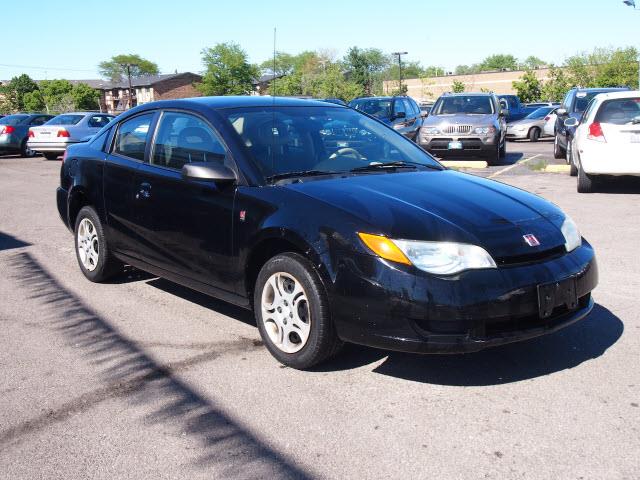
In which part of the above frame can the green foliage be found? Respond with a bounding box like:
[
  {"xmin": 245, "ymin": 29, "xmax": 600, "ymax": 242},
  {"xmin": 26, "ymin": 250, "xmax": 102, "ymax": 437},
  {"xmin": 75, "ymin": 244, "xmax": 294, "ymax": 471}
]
[
  {"xmin": 522, "ymin": 56, "xmax": 546, "ymax": 70},
  {"xmin": 512, "ymin": 69, "xmax": 543, "ymax": 103},
  {"xmin": 72, "ymin": 83, "xmax": 100, "ymax": 110},
  {"xmin": 564, "ymin": 47, "xmax": 638, "ymax": 88},
  {"xmin": 454, "ymin": 64, "xmax": 476, "ymax": 75},
  {"xmin": 343, "ymin": 47, "xmax": 388, "ymax": 95},
  {"xmin": 540, "ymin": 65, "xmax": 572, "ymax": 102},
  {"xmin": 23, "ymin": 90, "xmax": 45, "ymax": 111},
  {"xmin": 198, "ymin": 42, "xmax": 259, "ymax": 96},
  {"xmin": 98, "ymin": 54, "xmax": 159, "ymax": 82},
  {"xmin": 479, "ymin": 54, "xmax": 519, "ymax": 72},
  {"xmin": 451, "ymin": 80, "xmax": 466, "ymax": 93}
]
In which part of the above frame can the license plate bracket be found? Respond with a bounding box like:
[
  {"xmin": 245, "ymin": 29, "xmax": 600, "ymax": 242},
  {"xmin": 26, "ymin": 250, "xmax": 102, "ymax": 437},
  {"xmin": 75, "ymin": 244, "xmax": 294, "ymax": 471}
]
[
  {"xmin": 448, "ymin": 141, "xmax": 463, "ymax": 150},
  {"xmin": 537, "ymin": 276, "xmax": 578, "ymax": 318}
]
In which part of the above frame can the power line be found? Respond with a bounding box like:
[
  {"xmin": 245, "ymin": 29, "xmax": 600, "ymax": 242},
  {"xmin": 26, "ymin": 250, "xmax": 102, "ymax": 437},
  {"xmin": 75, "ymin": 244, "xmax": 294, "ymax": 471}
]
[{"xmin": 0, "ymin": 63, "xmax": 97, "ymax": 73}]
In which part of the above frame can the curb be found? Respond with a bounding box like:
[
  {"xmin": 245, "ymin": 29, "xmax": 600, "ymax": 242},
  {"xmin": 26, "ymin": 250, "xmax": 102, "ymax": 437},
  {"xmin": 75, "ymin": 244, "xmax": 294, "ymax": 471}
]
[
  {"xmin": 543, "ymin": 164, "xmax": 570, "ymax": 173},
  {"xmin": 441, "ymin": 160, "xmax": 488, "ymax": 169}
]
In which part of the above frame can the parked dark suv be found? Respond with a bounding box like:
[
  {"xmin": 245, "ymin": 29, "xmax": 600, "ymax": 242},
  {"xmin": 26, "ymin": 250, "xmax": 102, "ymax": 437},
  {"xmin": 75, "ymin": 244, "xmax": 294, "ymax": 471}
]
[
  {"xmin": 554, "ymin": 87, "xmax": 630, "ymax": 161},
  {"xmin": 348, "ymin": 96, "xmax": 423, "ymax": 140},
  {"xmin": 0, "ymin": 113, "xmax": 55, "ymax": 157},
  {"xmin": 57, "ymin": 97, "xmax": 597, "ymax": 369},
  {"xmin": 418, "ymin": 92, "xmax": 507, "ymax": 165}
]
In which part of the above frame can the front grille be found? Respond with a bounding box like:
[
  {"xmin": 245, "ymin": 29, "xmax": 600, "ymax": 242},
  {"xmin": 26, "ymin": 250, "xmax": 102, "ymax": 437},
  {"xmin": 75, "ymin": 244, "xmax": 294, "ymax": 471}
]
[
  {"xmin": 457, "ymin": 125, "xmax": 472, "ymax": 134},
  {"xmin": 495, "ymin": 245, "xmax": 566, "ymax": 267},
  {"xmin": 442, "ymin": 125, "xmax": 473, "ymax": 134},
  {"xmin": 443, "ymin": 125, "xmax": 457, "ymax": 134}
]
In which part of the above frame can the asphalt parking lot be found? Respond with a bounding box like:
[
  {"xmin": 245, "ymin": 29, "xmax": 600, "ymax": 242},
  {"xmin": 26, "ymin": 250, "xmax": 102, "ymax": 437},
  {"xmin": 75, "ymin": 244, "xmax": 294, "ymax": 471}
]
[{"xmin": 1, "ymin": 145, "xmax": 639, "ymax": 479}]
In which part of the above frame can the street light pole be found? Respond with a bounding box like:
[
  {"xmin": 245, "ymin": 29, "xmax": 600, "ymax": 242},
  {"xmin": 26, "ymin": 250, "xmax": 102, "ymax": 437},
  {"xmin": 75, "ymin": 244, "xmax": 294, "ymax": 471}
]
[
  {"xmin": 392, "ymin": 51, "xmax": 408, "ymax": 94},
  {"xmin": 622, "ymin": 0, "xmax": 640, "ymax": 89}
]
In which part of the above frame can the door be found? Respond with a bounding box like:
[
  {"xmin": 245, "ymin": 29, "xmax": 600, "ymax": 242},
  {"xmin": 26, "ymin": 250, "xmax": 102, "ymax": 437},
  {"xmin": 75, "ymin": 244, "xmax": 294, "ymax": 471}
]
[
  {"xmin": 392, "ymin": 99, "xmax": 410, "ymax": 137},
  {"xmin": 103, "ymin": 112, "xmax": 157, "ymax": 258},
  {"xmin": 132, "ymin": 110, "xmax": 236, "ymax": 290}
]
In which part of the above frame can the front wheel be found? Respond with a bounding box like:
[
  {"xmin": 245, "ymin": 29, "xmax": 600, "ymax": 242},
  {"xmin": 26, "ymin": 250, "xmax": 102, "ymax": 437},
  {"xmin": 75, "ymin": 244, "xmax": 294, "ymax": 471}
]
[
  {"xmin": 569, "ymin": 143, "xmax": 578, "ymax": 176},
  {"xmin": 554, "ymin": 135, "xmax": 566, "ymax": 160},
  {"xmin": 486, "ymin": 145, "xmax": 501, "ymax": 166},
  {"xmin": 74, "ymin": 206, "xmax": 122, "ymax": 282},
  {"xmin": 528, "ymin": 127, "xmax": 540, "ymax": 142},
  {"xmin": 254, "ymin": 253, "xmax": 342, "ymax": 369}
]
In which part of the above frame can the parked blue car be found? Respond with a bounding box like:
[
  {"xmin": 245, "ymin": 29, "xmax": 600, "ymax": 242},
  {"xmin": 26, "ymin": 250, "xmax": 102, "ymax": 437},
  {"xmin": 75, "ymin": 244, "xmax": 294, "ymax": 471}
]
[
  {"xmin": 0, "ymin": 113, "xmax": 55, "ymax": 157},
  {"xmin": 497, "ymin": 95, "xmax": 538, "ymax": 122},
  {"xmin": 348, "ymin": 96, "xmax": 424, "ymax": 141}
]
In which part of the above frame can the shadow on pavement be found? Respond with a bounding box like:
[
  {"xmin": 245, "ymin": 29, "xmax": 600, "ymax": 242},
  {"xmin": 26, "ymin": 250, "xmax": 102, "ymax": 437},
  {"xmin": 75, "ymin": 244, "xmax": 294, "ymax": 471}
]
[
  {"xmin": 318, "ymin": 304, "xmax": 622, "ymax": 386},
  {"xmin": 2, "ymin": 252, "xmax": 312, "ymax": 479},
  {"xmin": 593, "ymin": 176, "xmax": 640, "ymax": 194},
  {"xmin": 0, "ymin": 231, "xmax": 31, "ymax": 252}
]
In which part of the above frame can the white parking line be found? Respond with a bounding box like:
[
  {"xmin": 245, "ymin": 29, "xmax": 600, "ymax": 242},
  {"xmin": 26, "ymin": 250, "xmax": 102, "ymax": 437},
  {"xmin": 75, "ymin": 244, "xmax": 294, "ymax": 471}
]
[{"xmin": 488, "ymin": 154, "xmax": 542, "ymax": 179}]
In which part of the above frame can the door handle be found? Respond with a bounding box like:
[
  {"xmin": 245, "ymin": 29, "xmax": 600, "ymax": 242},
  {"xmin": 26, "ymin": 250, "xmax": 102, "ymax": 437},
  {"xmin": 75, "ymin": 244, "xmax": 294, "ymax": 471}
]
[{"xmin": 136, "ymin": 182, "xmax": 151, "ymax": 200}]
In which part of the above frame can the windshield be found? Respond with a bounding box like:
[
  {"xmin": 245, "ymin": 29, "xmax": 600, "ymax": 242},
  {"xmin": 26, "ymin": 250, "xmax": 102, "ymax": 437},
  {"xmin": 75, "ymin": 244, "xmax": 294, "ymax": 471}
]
[
  {"xmin": 222, "ymin": 106, "xmax": 442, "ymax": 181},
  {"xmin": 596, "ymin": 98, "xmax": 640, "ymax": 125},
  {"xmin": 46, "ymin": 114, "xmax": 84, "ymax": 126},
  {"xmin": 525, "ymin": 107, "xmax": 555, "ymax": 119},
  {"xmin": 0, "ymin": 115, "xmax": 28, "ymax": 126},
  {"xmin": 431, "ymin": 96, "xmax": 495, "ymax": 115},
  {"xmin": 349, "ymin": 99, "xmax": 392, "ymax": 119}
]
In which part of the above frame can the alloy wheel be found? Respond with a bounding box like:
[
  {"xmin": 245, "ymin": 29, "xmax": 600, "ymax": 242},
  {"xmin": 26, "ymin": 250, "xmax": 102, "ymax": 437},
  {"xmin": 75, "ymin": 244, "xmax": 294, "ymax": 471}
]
[
  {"xmin": 77, "ymin": 218, "xmax": 99, "ymax": 271},
  {"xmin": 261, "ymin": 272, "xmax": 311, "ymax": 353}
]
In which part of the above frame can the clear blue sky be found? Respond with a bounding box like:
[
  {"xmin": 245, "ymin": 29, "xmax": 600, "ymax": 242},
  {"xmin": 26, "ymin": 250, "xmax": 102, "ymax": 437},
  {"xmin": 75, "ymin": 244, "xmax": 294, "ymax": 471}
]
[{"xmin": 2, "ymin": 0, "xmax": 637, "ymax": 80}]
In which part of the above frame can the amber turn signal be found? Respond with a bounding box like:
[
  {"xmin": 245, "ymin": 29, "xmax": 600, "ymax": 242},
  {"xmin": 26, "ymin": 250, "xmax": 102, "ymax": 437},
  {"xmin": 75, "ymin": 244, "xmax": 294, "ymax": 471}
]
[{"xmin": 357, "ymin": 233, "xmax": 412, "ymax": 265}]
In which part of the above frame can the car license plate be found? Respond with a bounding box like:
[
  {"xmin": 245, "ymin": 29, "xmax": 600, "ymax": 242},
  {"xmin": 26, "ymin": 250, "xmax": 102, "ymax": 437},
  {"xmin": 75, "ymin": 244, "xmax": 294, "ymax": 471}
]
[
  {"xmin": 448, "ymin": 141, "xmax": 463, "ymax": 150},
  {"xmin": 631, "ymin": 133, "xmax": 640, "ymax": 143},
  {"xmin": 537, "ymin": 276, "xmax": 578, "ymax": 318}
]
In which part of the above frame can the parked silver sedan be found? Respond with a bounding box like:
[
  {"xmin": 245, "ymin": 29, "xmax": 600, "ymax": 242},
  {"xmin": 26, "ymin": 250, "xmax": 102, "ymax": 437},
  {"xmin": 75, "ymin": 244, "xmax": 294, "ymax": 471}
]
[
  {"xmin": 506, "ymin": 106, "xmax": 557, "ymax": 142},
  {"xmin": 27, "ymin": 112, "xmax": 114, "ymax": 159}
]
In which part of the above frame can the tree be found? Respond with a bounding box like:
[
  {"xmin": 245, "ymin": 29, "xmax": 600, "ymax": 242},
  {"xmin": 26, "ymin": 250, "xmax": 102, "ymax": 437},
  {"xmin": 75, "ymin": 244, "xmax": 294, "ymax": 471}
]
[
  {"xmin": 522, "ymin": 56, "xmax": 546, "ymax": 70},
  {"xmin": 198, "ymin": 42, "xmax": 258, "ymax": 96},
  {"xmin": 540, "ymin": 65, "xmax": 571, "ymax": 102},
  {"xmin": 479, "ymin": 54, "xmax": 518, "ymax": 72},
  {"xmin": 5, "ymin": 74, "xmax": 40, "ymax": 111},
  {"xmin": 72, "ymin": 83, "xmax": 100, "ymax": 110},
  {"xmin": 39, "ymin": 79, "xmax": 74, "ymax": 113},
  {"xmin": 343, "ymin": 47, "xmax": 388, "ymax": 95},
  {"xmin": 451, "ymin": 80, "xmax": 466, "ymax": 93},
  {"xmin": 455, "ymin": 64, "xmax": 478, "ymax": 75},
  {"xmin": 23, "ymin": 90, "xmax": 45, "ymax": 112},
  {"xmin": 512, "ymin": 69, "xmax": 543, "ymax": 103},
  {"xmin": 565, "ymin": 46, "xmax": 638, "ymax": 88},
  {"xmin": 98, "ymin": 54, "xmax": 159, "ymax": 82}
]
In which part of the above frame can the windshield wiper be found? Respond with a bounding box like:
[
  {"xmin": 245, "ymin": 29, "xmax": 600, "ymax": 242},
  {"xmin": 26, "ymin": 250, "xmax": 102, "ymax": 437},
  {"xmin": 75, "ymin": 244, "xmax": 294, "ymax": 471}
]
[
  {"xmin": 350, "ymin": 161, "xmax": 441, "ymax": 173},
  {"xmin": 266, "ymin": 170, "xmax": 340, "ymax": 182}
]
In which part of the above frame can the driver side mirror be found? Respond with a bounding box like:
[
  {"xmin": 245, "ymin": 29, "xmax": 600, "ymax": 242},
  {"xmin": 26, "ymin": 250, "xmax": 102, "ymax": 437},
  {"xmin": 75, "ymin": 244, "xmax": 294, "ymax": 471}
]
[
  {"xmin": 181, "ymin": 162, "xmax": 236, "ymax": 184},
  {"xmin": 563, "ymin": 117, "xmax": 579, "ymax": 128},
  {"xmin": 556, "ymin": 108, "xmax": 568, "ymax": 117}
]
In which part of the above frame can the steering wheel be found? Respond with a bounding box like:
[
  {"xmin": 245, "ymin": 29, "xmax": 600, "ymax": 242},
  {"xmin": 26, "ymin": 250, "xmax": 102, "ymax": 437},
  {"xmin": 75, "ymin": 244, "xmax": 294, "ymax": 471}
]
[{"xmin": 329, "ymin": 147, "xmax": 367, "ymax": 161}]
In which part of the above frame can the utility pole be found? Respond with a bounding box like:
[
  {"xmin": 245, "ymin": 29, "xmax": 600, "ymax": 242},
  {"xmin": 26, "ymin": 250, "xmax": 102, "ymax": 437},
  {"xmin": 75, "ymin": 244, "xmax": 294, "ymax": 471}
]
[
  {"xmin": 392, "ymin": 52, "xmax": 408, "ymax": 94},
  {"xmin": 126, "ymin": 63, "xmax": 134, "ymax": 109},
  {"xmin": 622, "ymin": 0, "xmax": 640, "ymax": 89}
]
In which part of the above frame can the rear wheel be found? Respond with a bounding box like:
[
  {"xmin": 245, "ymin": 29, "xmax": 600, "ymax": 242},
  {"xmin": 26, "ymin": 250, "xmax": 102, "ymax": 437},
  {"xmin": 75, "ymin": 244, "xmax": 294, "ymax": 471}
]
[
  {"xmin": 553, "ymin": 135, "xmax": 566, "ymax": 160},
  {"xmin": 74, "ymin": 206, "xmax": 122, "ymax": 282},
  {"xmin": 21, "ymin": 139, "xmax": 36, "ymax": 158},
  {"xmin": 499, "ymin": 139, "xmax": 506, "ymax": 159},
  {"xmin": 577, "ymin": 161, "xmax": 596, "ymax": 193},
  {"xmin": 528, "ymin": 127, "xmax": 540, "ymax": 142},
  {"xmin": 568, "ymin": 142, "xmax": 578, "ymax": 176},
  {"xmin": 254, "ymin": 252, "xmax": 342, "ymax": 369},
  {"xmin": 43, "ymin": 152, "xmax": 59, "ymax": 160}
]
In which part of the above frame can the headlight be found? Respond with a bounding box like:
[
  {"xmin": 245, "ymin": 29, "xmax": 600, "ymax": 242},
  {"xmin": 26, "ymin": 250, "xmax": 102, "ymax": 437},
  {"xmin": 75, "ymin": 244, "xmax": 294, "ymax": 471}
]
[
  {"xmin": 474, "ymin": 126, "xmax": 496, "ymax": 135},
  {"xmin": 358, "ymin": 233, "xmax": 496, "ymax": 275},
  {"xmin": 561, "ymin": 216, "xmax": 582, "ymax": 252},
  {"xmin": 422, "ymin": 127, "xmax": 441, "ymax": 135}
]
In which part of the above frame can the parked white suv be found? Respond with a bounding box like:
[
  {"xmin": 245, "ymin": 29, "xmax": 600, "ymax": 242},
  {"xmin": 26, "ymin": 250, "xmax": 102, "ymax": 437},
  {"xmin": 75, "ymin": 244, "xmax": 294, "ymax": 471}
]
[{"xmin": 565, "ymin": 91, "xmax": 640, "ymax": 193}]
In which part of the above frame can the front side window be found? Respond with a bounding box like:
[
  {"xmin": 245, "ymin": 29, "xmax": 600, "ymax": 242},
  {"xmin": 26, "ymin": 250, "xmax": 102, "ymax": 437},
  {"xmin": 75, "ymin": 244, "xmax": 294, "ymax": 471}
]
[
  {"xmin": 393, "ymin": 99, "xmax": 406, "ymax": 116},
  {"xmin": 113, "ymin": 113, "xmax": 153, "ymax": 161},
  {"xmin": 151, "ymin": 112, "xmax": 226, "ymax": 170},
  {"xmin": 222, "ymin": 106, "xmax": 442, "ymax": 181},
  {"xmin": 350, "ymin": 99, "xmax": 392, "ymax": 119}
]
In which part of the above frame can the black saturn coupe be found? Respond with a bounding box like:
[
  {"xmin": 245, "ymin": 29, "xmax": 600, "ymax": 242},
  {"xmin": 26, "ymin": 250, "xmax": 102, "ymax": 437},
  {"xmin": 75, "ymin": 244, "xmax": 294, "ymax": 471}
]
[{"xmin": 56, "ymin": 97, "xmax": 598, "ymax": 368}]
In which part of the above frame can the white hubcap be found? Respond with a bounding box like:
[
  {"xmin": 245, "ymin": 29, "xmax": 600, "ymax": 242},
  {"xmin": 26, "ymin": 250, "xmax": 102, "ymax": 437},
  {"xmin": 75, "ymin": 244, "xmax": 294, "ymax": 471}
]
[
  {"xmin": 77, "ymin": 218, "xmax": 99, "ymax": 271},
  {"xmin": 261, "ymin": 272, "xmax": 311, "ymax": 353}
]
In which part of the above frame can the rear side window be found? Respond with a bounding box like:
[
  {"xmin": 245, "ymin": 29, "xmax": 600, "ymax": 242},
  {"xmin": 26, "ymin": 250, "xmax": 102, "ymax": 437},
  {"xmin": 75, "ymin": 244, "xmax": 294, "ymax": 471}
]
[
  {"xmin": 595, "ymin": 98, "xmax": 640, "ymax": 125},
  {"xmin": 46, "ymin": 115, "xmax": 84, "ymax": 126},
  {"xmin": 0, "ymin": 115, "xmax": 28, "ymax": 126},
  {"xmin": 113, "ymin": 113, "xmax": 154, "ymax": 161},
  {"xmin": 88, "ymin": 115, "xmax": 112, "ymax": 128},
  {"xmin": 29, "ymin": 116, "xmax": 50, "ymax": 126},
  {"xmin": 151, "ymin": 112, "xmax": 226, "ymax": 170}
]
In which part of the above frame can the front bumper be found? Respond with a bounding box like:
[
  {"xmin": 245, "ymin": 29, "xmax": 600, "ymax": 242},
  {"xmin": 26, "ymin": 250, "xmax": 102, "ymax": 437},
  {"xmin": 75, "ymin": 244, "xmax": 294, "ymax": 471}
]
[
  {"xmin": 419, "ymin": 135, "xmax": 498, "ymax": 157},
  {"xmin": 506, "ymin": 127, "xmax": 529, "ymax": 140},
  {"xmin": 27, "ymin": 140, "xmax": 76, "ymax": 153},
  {"xmin": 330, "ymin": 242, "xmax": 598, "ymax": 354}
]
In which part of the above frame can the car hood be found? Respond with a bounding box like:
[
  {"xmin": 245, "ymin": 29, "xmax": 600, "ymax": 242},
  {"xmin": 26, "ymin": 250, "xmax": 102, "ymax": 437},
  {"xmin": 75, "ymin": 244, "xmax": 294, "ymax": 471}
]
[
  {"xmin": 287, "ymin": 170, "xmax": 567, "ymax": 260},
  {"xmin": 423, "ymin": 113, "xmax": 495, "ymax": 126}
]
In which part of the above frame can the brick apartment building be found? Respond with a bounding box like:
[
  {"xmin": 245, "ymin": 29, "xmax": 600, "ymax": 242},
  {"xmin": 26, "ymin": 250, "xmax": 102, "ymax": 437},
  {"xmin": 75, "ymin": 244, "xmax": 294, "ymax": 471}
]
[{"xmin": 88, "ymin": 72, "xmax": 203, "ymax": 113}]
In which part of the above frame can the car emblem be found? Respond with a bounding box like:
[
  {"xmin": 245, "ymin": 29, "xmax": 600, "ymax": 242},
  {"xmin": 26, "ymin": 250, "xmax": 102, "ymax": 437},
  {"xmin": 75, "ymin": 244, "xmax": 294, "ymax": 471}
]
[{"xmin": 523, "ymin": 234, "xmax": 540, "ymax": 247}]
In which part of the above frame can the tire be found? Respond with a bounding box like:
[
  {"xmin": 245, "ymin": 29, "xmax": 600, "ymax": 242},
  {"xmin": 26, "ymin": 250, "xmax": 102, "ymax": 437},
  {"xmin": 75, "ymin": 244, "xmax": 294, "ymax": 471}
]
[
  {"xmin": 499, "ymin": 139, "xmax": 506, "ymax": 158},
  {"xmin": 553, "ymin": 135, "xmax": 566, "ymax": 160},
  {"xmin": 577, "ymin": 161, "xmax": 596, "ymax": 193},
  {"xmin": 43, "ymin": 152, "xmax": 59, "ymax": 160},
  {"xmin": 254, "ymin": 252, "xmax": 342, "ymax": 369},
  {"xmin": 21, "ymin": 139, "xmax": 36, "ymax": 158},
  {"xmin": 568, "ymin": 142, "xmax": 578, "ymax": 176},
  {"xmin": 486, "ymin": 145, "xmax": 501, "ymax": 166},
  {"xmin": 528, "ymin": 127, "xmax": 540, "ymax": 142},
  {"xmin": 74, "ymin": 206, "xmax": 122, "ymax": 282}
]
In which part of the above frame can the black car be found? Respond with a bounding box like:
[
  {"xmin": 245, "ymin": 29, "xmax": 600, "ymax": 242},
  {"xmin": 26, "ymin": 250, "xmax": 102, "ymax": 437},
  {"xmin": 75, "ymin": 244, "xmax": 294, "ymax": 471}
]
[
  {"xmin": 57, "ymin": 97, "xmax": 598, "ymax": 369},
  {"xmin": 554, "ymin": 87, "xmax": 630, "ymax": 161},
  {"xmin": 348, "ymin": 96, "xmax": 423, "ymax": 141}
]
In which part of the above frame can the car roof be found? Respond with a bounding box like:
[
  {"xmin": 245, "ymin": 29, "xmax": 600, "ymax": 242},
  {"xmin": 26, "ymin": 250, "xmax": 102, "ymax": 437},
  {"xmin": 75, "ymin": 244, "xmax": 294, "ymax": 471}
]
[
  {"xmin": 592, "ymin": 90, "xmax": 640, "ymax": 101},
  {"xmin": 443, "ymin": 92, "xmax": 494, "ymax": 97},
  {"xmin": 572, "ymin": 87, "xmax": 630, "ymax": 93},
  {"xmin": 159, "ymin": 96, "xmax": 345, "ymax": 109}
]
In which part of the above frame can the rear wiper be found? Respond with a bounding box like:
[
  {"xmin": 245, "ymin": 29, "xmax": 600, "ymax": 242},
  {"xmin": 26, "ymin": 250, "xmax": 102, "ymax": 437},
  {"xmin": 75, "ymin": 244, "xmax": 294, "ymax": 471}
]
[
  {"xmin": 351, "ymin": 161, "xmax": 441, "ymax": 173},
  {"xmin": 266, "ymin": 170, "xmax": 339, "ymax": 182}
]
